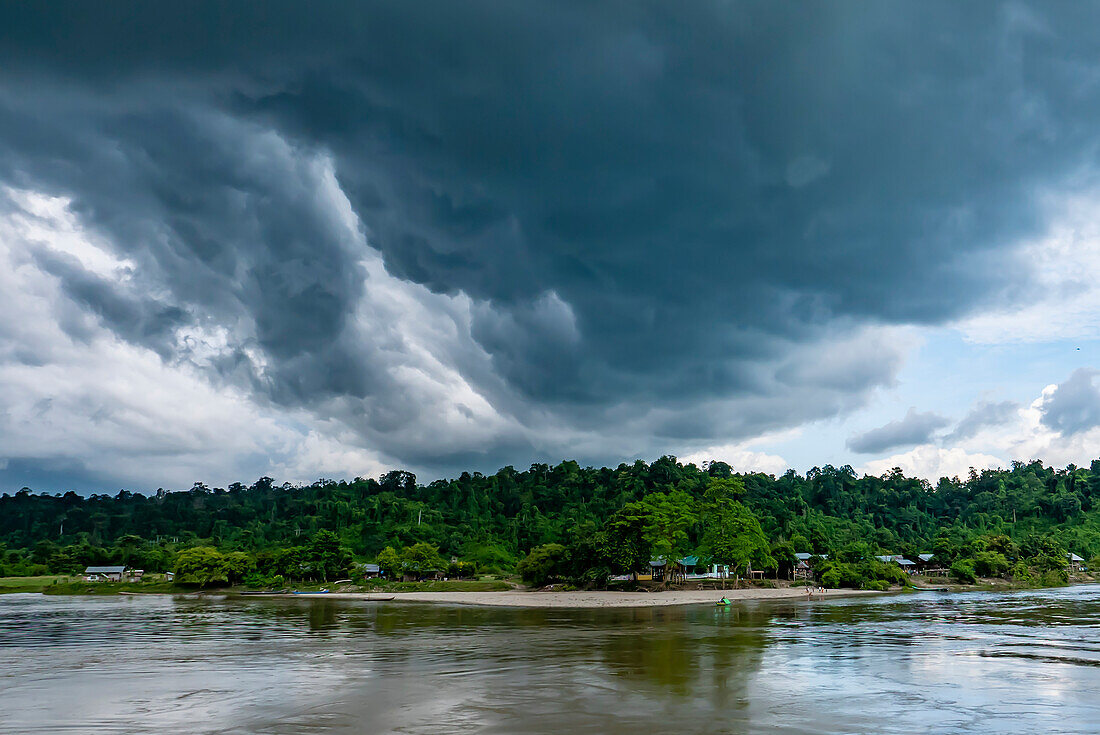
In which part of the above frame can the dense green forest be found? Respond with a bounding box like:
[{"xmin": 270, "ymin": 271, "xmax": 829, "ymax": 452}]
[{"xmin": 3, "ymin": 457, "xmax": 1100, "ymax": 588}]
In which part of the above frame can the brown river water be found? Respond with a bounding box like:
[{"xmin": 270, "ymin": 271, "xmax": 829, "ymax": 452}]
[{"xmin": 3, "ymin": 586, "xmax": 1100, "ymax": 734}]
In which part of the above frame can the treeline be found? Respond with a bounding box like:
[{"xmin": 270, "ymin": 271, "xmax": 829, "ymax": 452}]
[{"xmin": 3, "ymin": 457, "xmax": 1100, "ymax": 584}]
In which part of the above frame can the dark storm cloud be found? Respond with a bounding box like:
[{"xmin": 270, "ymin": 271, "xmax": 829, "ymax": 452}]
[
  {"xmin": 946, "ymin": 400, "xmax": 1020, "ymax": 442},
  {"xmin": 847, "ymin": 409, "xmax": 951, "ymax": 454},
  {"xmin": 30, "ymin": 248, "xmax": 188, "ymax": 358},
  {"xmin": 1, "ymin": 1, "xmax": 1098, "ymax": 476},
  {"xmin": 0, "ymin": 457, "xmax": 114, "ymax": 495},
  {"xmin": 1041, "ymin": 369, "xmax": 1100, "ymax": 436}
]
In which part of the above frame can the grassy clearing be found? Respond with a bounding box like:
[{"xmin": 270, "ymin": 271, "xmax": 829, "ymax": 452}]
[
  {"xmin": 0, "ymin": 575, "xmax": 70, "ymax": 593},
  {"xmin": 3, "ymin": 576, "xmax": 513, "ymax": 596},
  {"xmin": 42, "ymin": 581, "xmax": 188, "ymax": 595}
]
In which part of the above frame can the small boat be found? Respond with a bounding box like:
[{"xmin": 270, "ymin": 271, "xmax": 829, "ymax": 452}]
[
  {"xmin": 292, "ymin": 589, "xmax": 330, "ymax": 595},
  {"xmin": 715, "ymin": 597, "xmax": 731, "ymax": 606},
  {"xmin": 363, "ymin": 596, "xmax": 395, "ymax": 602},
  {"xmin": 238, "ymin": 590, "xmax": 289, "ymax": 596}
]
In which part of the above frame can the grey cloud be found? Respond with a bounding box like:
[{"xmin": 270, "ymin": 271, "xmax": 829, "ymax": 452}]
[
  {"xmin": 1040, "ymin": 368, "xmax": 1100, "ymax": 436},
  {"xmin": 0, "ymin": 1, "xmax": 1097, "ymax": 480},
  {"xmin": 775, "ymin": 333, "xmax": 903, "ymax": 393},
  {"xmin": 946, "ymin": 400, "xmax": 1019, "ymax": 442},
  {"xmin": 847, "ymin": 408, "xmax": 951, "ymax": 454},
  {"xmin": 470, "ymin": 292, "xmax": 586, "ymax": 401},
  {"xmin": 0, "ymin": 101, "xmax": 376, "ymax": 396},
  {"xmin": 30, "ymin": 248, "xmax": 188, "ymax": 358}
]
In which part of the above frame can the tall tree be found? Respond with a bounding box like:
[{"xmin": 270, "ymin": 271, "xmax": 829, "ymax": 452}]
[
  {"xmin": 641, "ymin": 490, "xmax": 696, "ymax": 581},
  {"xmin": 600, "ymin": 502, "xmax": 652, "ymax": 578},
  {"xmin": 307, "ymin": 531, "xmax": 352, "ymax": 582},
  {"xmin": 700, "ymin": 502, "xmax": 774, "ymax": 578}
]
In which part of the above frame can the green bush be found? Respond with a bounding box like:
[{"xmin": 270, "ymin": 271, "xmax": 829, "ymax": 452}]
[
  {"xmin": 973, "ymin": 551, "xmax": 1009, "ymax": 577},
  {"xmin": 950, "ymin": 558, "xmax": 977, "ymax": 584},
  {"xmin": 817, "ymin": 558, "xmax": 906, "ymax": 589},
  {"xmin": 818, "ymin": 566, "xmax": 841, "ymax": 588},
  {"xmin": 401, "ymin": 542, "xmax": 446, "ymax": 576},
  {"xmin": 872, "ymin": 561, "xmax": 909, "ymax": 587},
  {"xmin": 243, "ymin": 573, "xmax": 285, "ymax": 589},
  {"xmin": 375, "ymin": 547, "xmax": 402, "ymax": 578},
  {"xmin": 1040, "ymin": 568, "xmax": 1069, "ymax": 587},
  {"xmin": 174, "ymin": 546, "xmax": 229, "ymax": 587},
  {"xmin": 516, "ymin": 543, "xmax": 568, "ymax": 586},
  {"xmin": 1008, "ymin": 561, "xmax": 1034, "ymax": 584}
]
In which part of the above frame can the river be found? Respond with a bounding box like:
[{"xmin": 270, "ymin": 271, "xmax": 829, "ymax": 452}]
[{"xmin": 2, "ymin": 586, "xmax": 1100, "ymax": 734}]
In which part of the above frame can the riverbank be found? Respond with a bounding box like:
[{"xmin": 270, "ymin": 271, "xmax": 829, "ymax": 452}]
[
  {"xmin": 262, "ymin": 586, "xmax": 884, "ymax": 608},
  {"xmin": 0, "ymin": 575, "xmax": 68, "ymax": 594},
  {"xmin": 9, "ymin": 575, "xmax": 1091, "ymax": 604}
]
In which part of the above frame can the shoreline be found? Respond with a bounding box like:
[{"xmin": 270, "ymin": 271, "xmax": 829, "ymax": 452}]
[
  {"xmin": 257, "ymin": 586, "xmax": 885, "ymax": 608},
  {"xmin": 13, "ymin": 578, "xmax": 1092, "ymax": 605}
]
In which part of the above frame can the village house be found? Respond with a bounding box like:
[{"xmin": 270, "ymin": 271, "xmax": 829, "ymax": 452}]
[
  {"xmin": 357, "ymin": 563, "xmax": 381, "ymax": 579},
  {"xmin": 641, "ymin": 556, "xmax": 776, "ymax": 582},
  {"xmin": 645, "ymin": 556, "xmax": 736, "ymax": 582},
  {"xmin": 1068, "ymin": 553, "xmax": 1086, "ymax": 572},
  {"xmin": 914, "ymin": 553, "xmax": 947, "ymax": 576},
  {"xmin": 675, "ymin": 555, "xmax": 703, "ymax": 581},
  {"xmin": 641, "ymin": 559, "xmax": 664, "ymax": 582},
  {"xmin": 711, "ymin": 564, "xmax": 731, "ymax": 578},
  {"xmin": 793, "ymin": 552, "xmax": 827, "ymax": 580},
  {"xmin": 875, "ymin": 555, "xmax": 917, "ymax": 574},
  {"xmin": 83, "ymin": 565, "xmax": 142, "ymax": 582},
  {"xmin": 647, "ymin": 556, "xmax": 733, "ymax": 582}
]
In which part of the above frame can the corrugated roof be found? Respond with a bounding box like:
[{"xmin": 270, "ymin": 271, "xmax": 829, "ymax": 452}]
[
  {"xmin": 85, "ymin": 566, "xmax": 127, "ymax": 574},
  {"xmin": 918, "ymin": 553, "xmax": 935, "ymax": 562},
  {"xmin": 1069, "ymin": 553, "xmax": 1085, "ymax": 562},
  {"xmin": 874, "ymin": 555, "xmax": 915, "ymax": 565},
  {"xmin": 361, "ymin": 563, "xmax": 380, "ymax": 572}
]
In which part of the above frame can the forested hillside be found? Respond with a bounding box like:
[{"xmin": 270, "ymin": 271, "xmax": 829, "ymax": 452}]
[{"xmin": 4, "ymin": 457, "xmax": 1100, "ymax": 584}]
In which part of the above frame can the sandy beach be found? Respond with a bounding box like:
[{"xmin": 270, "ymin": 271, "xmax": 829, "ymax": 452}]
[{"xmin": 270, "ymin": 586, "xmax": 884, "ymax": 608}]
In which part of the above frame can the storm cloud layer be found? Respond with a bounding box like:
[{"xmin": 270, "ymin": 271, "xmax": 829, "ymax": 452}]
[
  {"xmin": 2, "ymin": 1, "xmax": 1100, "ymax": 489},
  {"xmin": 847, "ymin": 409, "xmax": 950, "ymax": 455}
]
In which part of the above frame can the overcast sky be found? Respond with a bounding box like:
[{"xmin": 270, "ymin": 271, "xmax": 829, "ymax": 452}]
[{"xmin": 2, "ymin": 1, "xmax": 1100, "ymax": 493}]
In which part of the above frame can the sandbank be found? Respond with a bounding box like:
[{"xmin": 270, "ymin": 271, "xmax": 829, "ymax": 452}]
[{"xmin": 271, "ymin": 586, "xmax": 883, "ymax": 608}]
